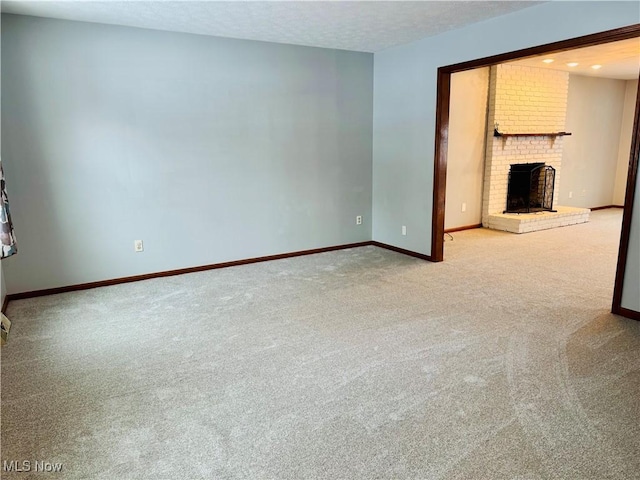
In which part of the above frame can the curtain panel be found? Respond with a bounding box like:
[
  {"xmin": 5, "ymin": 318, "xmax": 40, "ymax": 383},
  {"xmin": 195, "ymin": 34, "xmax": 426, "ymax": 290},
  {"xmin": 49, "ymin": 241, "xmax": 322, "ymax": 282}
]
[{"xmin": 0, "ymin": 160, "xmax": 17, "ymax": 259}]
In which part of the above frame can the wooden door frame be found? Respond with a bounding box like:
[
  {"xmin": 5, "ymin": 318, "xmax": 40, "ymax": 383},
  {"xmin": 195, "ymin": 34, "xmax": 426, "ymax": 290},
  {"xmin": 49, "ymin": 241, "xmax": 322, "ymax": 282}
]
[{"xmin": 431, "ymin": 24, "xmax": 640, "ymax": 319}]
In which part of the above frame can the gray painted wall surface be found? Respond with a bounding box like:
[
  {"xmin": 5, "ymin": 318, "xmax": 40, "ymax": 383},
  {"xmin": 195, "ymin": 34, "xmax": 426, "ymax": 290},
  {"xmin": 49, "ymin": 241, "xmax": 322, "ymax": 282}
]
[
  {"xmin": 563, "ymin": 74, "xmax": 627, "ymax": 209},
  {"xmin": 621, "ymin": 165, "xmax": 640, "ymax": 311},
  {"xmin": 1, "ymin": 15, "xmax": 373, "ymax": 294},
  {"xmin": 372, "ymin": 1, "xmax": 640, "ymax": 255}
]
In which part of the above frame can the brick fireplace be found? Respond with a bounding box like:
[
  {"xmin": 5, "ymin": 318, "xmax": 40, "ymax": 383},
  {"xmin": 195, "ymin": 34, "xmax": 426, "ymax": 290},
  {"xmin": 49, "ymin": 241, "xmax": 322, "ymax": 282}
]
[{"xmin": 481, "ymin": 64, "xmax": 589, "ymax": 233}]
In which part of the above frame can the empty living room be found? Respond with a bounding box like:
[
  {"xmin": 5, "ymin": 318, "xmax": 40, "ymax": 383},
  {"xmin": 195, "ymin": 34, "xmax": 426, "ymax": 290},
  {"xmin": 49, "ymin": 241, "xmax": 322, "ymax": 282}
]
[{"xmin": 1, "ymin": 2, "xmax": 640, "ymax": 479}]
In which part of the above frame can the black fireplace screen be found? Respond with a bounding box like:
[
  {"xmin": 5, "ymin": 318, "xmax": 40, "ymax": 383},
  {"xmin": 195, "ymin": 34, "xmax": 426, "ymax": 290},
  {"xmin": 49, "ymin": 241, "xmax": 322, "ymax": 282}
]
[{"xmin": 504, "ymin": 163, "xmax": 556, "ymax": 214}]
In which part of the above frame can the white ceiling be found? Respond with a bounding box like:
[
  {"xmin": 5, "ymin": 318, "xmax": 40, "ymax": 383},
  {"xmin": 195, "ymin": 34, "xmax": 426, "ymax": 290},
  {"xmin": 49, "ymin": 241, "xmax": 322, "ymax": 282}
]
[
  {"xmin": 0, "ymin": 1, "xmax": 541, "ymax": 53},
  {"xmin": 510, "ymin": 37, "xmax": 640, "ymax": 80}
]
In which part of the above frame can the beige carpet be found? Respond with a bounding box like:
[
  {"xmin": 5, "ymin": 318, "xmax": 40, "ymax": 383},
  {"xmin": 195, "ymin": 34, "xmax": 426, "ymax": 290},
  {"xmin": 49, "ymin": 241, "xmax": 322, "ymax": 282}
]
[{"xmin": 1, "ymin": 209, "xmax": 638, "ymax": 479}]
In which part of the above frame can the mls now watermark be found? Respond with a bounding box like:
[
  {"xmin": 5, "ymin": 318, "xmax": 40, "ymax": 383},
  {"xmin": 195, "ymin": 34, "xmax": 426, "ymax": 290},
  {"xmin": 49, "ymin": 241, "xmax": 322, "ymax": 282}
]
[{"xmin": 3, "ymin": 460, "xmax": 63, "ymax": 473}]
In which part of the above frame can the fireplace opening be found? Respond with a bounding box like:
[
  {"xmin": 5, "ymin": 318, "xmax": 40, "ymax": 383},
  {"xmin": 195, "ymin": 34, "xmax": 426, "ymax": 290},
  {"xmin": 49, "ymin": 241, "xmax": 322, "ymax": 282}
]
[{"xmin": 504, "ymin": 163, "xmax": 556, "ymax": 214}]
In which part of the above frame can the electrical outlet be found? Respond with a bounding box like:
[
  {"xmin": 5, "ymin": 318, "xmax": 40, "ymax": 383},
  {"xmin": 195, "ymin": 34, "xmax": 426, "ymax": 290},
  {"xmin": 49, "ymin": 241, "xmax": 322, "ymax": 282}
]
[
  {"xmin": 402, "ymin": 225, "xmax": 407, "ymax": 236},
  {"xmin": 581, "ymin": 189, "xmax": 587, "ymax": 197},
  {"xmin": 461, "ymin": 202, "xmax": 467, "ymax": 213},
  {"xmin": 134, "ymin": 240, "xmax": 144, "ymax": 252},
  {"xmin": 569, "ymin": 191, "xmax": 573, "ymax": 199},
  {"xmin": 356, "ymin": 215, "xmax": 362, "ymax": 225}
]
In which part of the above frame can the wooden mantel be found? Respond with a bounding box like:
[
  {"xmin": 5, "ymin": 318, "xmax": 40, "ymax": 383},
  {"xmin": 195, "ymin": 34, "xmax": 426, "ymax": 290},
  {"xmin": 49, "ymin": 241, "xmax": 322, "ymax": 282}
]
[{"xmin": 493, "ymin": 127, "xmax": 572, "ymax": 138}]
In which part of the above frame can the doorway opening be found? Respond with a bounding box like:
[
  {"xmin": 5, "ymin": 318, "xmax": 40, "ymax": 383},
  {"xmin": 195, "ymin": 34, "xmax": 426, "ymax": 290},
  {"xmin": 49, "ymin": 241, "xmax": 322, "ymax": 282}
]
[{"xmin": 432, "ymin": 25, "xmax": 640, "ymax": 318}]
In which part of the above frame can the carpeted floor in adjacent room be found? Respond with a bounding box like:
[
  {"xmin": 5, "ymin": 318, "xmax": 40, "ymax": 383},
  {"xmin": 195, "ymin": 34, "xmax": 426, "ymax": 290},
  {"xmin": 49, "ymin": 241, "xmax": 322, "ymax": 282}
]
[{"xmin": 1, "ymin": 208, "xmax": 639, "ymax": 479}]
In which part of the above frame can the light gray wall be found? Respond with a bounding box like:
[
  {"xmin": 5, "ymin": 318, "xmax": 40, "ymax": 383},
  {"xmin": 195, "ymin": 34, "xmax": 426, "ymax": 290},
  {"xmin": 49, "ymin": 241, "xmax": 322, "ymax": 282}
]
[
  {"xmin": 613, "ymin": 80, "xmax": 639, "ymax": 206},
  {"xmin": 621, "ymin": 163, "xmax": 640, "ymax": 312},
  {"xmin": 562, "ymin": 74, "xmax": 627, "ymax": 208},
  {"xmin": 445, "ymin": 68, "xmax": 488, "ymax": 231},
  {"xmin": 1, "ymin": 15, "xmax": 373, "ymax": 294},
  {"xmin": 372, "ymin": 1, "xmax": 640, "ymax": 255}
]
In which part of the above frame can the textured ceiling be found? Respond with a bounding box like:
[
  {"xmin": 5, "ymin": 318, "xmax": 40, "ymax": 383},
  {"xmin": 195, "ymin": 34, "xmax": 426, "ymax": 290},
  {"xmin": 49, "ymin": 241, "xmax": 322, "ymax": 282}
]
[
  {"xmin": 510, "ymin": 37, "xmax": 640, "ymax": 80},
  {"xmin": 1, "ymin": 1, "xmax": 541, "ymax": 53}
]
